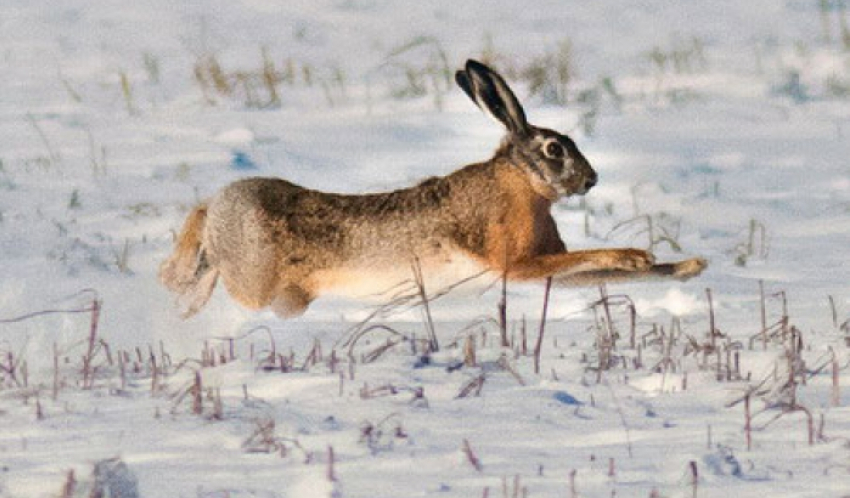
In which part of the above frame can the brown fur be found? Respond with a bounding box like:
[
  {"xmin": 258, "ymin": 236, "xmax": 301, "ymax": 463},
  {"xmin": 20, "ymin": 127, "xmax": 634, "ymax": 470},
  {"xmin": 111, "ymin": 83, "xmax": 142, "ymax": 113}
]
[
  {"xmin": 159, "ymin": 205, "xmax": 221, "ymax": 317},
  {"xmin": 160, "ymin": 204, "xmax": 208, "ymax": 295},
  {"xmin": 159, "ymin": 60, "xmax": 706, "ymax": 318}
]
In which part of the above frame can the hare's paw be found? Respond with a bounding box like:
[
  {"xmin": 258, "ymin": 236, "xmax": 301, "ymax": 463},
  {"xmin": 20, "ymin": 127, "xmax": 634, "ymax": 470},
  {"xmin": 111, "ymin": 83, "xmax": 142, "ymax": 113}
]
[{"xmin": 671, "ymin": 258, "xmax": 708, "ymax": 281}]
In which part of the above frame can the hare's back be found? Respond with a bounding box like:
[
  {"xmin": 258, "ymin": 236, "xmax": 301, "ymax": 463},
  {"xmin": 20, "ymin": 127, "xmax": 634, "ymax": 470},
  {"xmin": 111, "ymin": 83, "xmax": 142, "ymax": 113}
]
[{"xmin": 204, "ymin": 178, "xmax": 320, "ymax": 263}]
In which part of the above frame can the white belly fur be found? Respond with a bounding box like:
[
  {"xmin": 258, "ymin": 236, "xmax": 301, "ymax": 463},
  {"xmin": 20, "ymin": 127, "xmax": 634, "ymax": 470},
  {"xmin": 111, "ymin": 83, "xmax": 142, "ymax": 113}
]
[{"xmin": 313, "ymin": 252, "xmax": 492, "ymax": 302}]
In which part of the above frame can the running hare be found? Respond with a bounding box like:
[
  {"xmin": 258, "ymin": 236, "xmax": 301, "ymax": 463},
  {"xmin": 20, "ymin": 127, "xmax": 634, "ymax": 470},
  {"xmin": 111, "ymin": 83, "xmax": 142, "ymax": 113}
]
[{"xmin": 160, "ymin": 59, "xmax": 706, "ymax": 318}]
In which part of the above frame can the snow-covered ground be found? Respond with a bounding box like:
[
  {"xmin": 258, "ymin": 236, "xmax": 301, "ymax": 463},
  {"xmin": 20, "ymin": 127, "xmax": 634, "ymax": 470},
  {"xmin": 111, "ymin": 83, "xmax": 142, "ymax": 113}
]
[{"xmin": 1, "ymin": 1, "xmax": 850, "ymax": 496}]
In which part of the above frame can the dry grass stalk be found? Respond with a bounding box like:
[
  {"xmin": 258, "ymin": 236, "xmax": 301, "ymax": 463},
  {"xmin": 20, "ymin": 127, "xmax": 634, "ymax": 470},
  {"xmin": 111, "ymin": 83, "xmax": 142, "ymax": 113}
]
[
  {"xmin": 211, "ymin": 387, "xmax": 223, "ymax": 420},
  {"xmin": 464, "ymin": 334, "xmax": 477, "ymax": 367},
  {"xmin": 362, "ymin": 337, "xmax": 405, "ymax": 364},
  {"xmin": 533, "ymin": 276, "xmax": 553, "ymax": 375},
  {"xmin": 498, "ymin": 355, "xmax": 526, "ymax": 386},
  {"xmin": 244, "ymin": 419, "xmax": 276, "ymax": 452},
  {"xmin": 513, "ymin": 475, "xmax": 525, "ymax": 498},
  {"xmin": 520, "ymin": 316, "xmax": 527, "ymax": 356},
  {"xmin": 498, "ymin": 265, "xmax": 509, "ymax": 348},
  {"xmin": 100, "ymin": 340, "xmax": 113, "ymax": 367},
  {"xmin": 302, "ymin": 338, "xmax": 323, "ymax": 370},
  {"xmin": 568, "ymin": 469, "xmax": 578, "ymax": 498},
  {"xmin": 242, "ymin": 417, "xmax": 304, "ymax": 456},
  {"xmin": 522, "ymin": 39, "xmax": 574, "ymax": 105},
  {"xmin": 829, "ymin": 295, "xmax": 839, "ymax": 330},
  {"xmin": 25, "ymin": 112, "xmax": 62, "ymax": 167},
  {"xmin": 118, "ymin": 351, "xmax": 126, "ymax": 391},
  {"xmin": 53, "ymin": 343, "xmax": 60, "ymax": 400},
  {"xmin": 201, "ymin": 341, "xmax": 210, "ymax": 368},
  {"xmin": 688, "ymin": 461, "xmax": 699, "ymax": 498},
  {"xmin": 706, "ymin": 288, "xmax": 717, "ymax": 351},
  {"xmin": 758, "ymin": 402, "xmax": 816, "ymax": 447},
  {"xmin": 20, "ymin": 360, "xmax": 28, "ymax": 388},
  {"xmin": 204, "ymin": 55, "xmax": 231, "ymax": 94},
  {"xmin": 149, "ymin": 353, "xmax": 159, "ymax": 395},
  {"xmin": 831, "ymin": 347, "xmax": 841, "ymax": 407},
  {"xmin": 193, "ymin": 49, "xmax": 289, "ymax": 108},
  {"xmin": 59, "ymin": 469, "xmax": 76, "ymax": 498},
  {"xmin": 589, "ymin": 285, "xmax": 636, "ymax": 381},
  {"xmin": 759, "ymin": 280, "xmax": 767, "ymax": 349},
  {"xmin": 457, "ymin": 374, "xmax": 486, "ymax": 398},
  {"xmin": 360, "ymin": 383, "xmax": 423, "ymax": 401},
  {"xmin": 217, "ymin": 326, "xmax": 277, "ymax": 369},
  {"xmin": 119, "ymin": 71, "xmax": 137, "ymax": 115},
  {"xmin": 86, "ymin": 129, "xmax": 108, "ymax": 177},
  {"xmin": 191, "ymin": 371, "xmax": 203, "ymax": 415},
  {"xmin": 0, "ymin": 350, "xmax": 20, "ymax": 388},
  {"xmin": 412, "ymin": 257, "xmax": 439, "ymax": 352},
  {"xmin": 58, "ymin": 70, "xmax": 82, "ymax": 103},
  {"xmin": 0, "ymin": 295, "xmax": 103, "ymax": 393},
  {"xmin": 817, "ymin": 413, "xmax": 827, "ymax": 442},
  {"xmin": 750, "ymin": 287, "xmax": 782, "ymax": 347},
  {"xmin": 278, "ymin": 353, "xmax": 294, "ymax": 373},
  {"xmin": 732, "ymin": 219, "xmax": 761, "ymax": 265},
  {"xmin": 226, "ymin": 338, "xmax": 235, "ymax": 362},
  {"xmin": 732, "ymin": 323, "xmax": 821, "ymax": 449},
  {"xmin": 335, "ymin": 271, "xmax": 484, "ymax": 353},
  {"xmin": 344, "ymin": 324, "xmax": 409, "ymax": 367},
  {"xmin": 261, "ymin": 47, "xmax": 281, "ymax": 106},
  {"xmin": 81, "ymin": 296, "xmax": 102, "ymax": 390},
  {"xmin": 327, "ymin": 445, "xmax": 337, "ymax": 482},
  {"xmin": 462, "ymin": 439, "xmax": 483, "ymax": 472},
  {"xmin": 358, "ymin": 414, "xmax": 408, "ymax": 454},
  {"xmin": 328, "ymin": 349, "xmax": 339, "ymax": 373},
  {"xmin": 608, "ymin": 213, "xmax": 682, "ymax": 253}
]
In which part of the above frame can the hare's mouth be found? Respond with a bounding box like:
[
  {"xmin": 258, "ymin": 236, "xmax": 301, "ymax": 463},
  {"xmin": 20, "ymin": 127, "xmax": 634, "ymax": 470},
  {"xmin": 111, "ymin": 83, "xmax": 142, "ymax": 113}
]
[
  {"xmin": 559, "ymin": 175, "xmax": 596, "ymax": 197},
  {"xmin": 574, "ymin": 180, "xmax": 595, "ymax": 196}
]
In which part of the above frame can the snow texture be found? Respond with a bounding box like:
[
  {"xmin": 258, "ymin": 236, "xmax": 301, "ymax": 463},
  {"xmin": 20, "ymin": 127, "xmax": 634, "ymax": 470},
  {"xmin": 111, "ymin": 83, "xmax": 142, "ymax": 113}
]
[{"xmin": 1, "ymin": 1, "xmax": 850, "ymax": 497}]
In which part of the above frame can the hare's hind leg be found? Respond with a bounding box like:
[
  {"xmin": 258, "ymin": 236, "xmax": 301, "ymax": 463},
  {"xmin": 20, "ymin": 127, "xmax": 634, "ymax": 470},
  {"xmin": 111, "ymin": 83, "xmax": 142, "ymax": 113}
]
[
  {"xmin": 213, "ymin": 246, "xmax": 314, "ymax": 317},
  {"xmin": 271, "ymin": 284, "xmax": 313, "ymax": 318},
  {"xmin": 179, "ymin": 266, "xmax": 220, "ymax": 318},
  {"xmin": 160, "ymin": 205, "xmax": 209, "ymax": 295},
  {"xmin": 159, "ymin": 204, "xmax": 221, "ymax": 318}
]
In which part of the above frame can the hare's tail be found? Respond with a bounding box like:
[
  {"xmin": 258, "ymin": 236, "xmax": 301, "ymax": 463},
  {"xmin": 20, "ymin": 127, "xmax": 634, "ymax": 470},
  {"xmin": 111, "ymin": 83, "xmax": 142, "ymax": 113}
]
[{"xmin": 159, "ymin": 205, "xmax": 219, "ymax": 317}]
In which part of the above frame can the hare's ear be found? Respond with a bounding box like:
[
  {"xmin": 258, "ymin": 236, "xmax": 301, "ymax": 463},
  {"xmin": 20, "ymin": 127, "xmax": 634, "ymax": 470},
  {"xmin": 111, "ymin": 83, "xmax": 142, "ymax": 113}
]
[{"xmin": 455, "ymin": 59, "xmax": 530, "ymax": 137}]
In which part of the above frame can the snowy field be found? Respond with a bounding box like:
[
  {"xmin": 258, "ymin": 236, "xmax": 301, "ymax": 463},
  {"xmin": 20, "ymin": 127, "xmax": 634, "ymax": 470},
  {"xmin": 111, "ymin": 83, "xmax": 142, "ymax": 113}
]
[{"xmin": 1, "ymin": 1, "xmax": 850, "ymax": 496}]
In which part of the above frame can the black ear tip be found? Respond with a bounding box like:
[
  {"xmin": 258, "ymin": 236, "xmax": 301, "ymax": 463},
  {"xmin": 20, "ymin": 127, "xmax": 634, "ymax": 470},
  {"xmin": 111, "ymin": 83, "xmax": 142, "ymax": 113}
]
[
  {"xmin": 455, "ymin": 69, "xmax": 472, "ymax": 92},
  {"xmin": 465, "ymin": 59, "xmax": 489, "ymax": 73}
]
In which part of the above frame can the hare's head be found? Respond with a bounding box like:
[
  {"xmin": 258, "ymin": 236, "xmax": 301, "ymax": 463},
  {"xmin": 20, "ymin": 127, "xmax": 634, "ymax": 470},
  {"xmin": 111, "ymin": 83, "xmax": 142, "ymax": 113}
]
[{"xmin": 456, "ymin": 59, "xmax": 597, "ymax": 200}]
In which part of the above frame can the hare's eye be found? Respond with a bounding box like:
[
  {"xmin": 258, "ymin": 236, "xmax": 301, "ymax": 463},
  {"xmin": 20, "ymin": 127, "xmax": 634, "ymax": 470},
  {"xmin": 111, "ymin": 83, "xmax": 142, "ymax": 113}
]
[{"xmin": 544, "ymin": 141, "xmax": 564, "ymax": 159}]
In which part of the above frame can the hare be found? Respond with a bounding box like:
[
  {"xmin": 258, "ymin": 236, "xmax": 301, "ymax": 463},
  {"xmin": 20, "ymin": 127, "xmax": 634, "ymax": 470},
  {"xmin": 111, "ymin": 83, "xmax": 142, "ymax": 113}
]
[{"xmin": 160, "ymin": 59, "xmax": 706, "ymax": 318}]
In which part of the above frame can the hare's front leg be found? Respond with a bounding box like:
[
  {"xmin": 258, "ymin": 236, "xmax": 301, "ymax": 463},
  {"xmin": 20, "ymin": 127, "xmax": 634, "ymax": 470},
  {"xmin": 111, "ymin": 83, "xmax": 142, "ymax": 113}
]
[
  {"xmin": 553, "ymin": 257, "xmax": 707, "ymax": 287},
  {"xmin": 505, "ymin": 248, "xmax": 655, "ymax": 281}
]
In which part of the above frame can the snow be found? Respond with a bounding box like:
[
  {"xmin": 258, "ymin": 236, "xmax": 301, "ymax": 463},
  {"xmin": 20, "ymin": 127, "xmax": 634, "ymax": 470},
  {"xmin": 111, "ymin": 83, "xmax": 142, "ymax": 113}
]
[{"xmin": 2, "ymin": 1, "xmax": 850, "ymax": 497}]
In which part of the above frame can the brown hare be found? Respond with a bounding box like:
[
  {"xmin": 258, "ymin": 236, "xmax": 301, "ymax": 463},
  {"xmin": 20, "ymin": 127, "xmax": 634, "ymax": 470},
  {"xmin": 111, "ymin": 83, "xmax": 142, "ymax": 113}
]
[{"xmin": 160, "ymin": 59, "xmax": 706, "ymax": 318}]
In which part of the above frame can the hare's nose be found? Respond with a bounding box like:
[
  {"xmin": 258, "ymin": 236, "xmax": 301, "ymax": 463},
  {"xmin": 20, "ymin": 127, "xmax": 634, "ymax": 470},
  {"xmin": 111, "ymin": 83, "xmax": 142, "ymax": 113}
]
[{"xmin": 584, "ymin": 172, "xmax": 598, "ymax": 191}]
